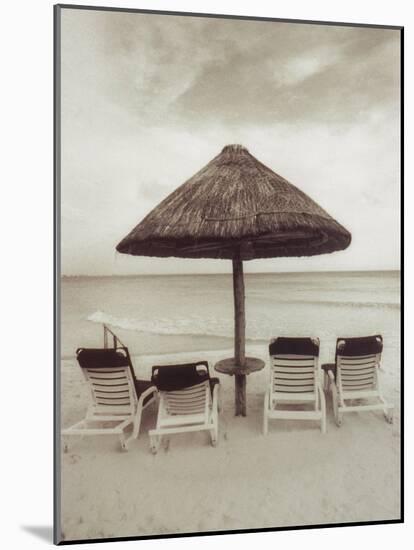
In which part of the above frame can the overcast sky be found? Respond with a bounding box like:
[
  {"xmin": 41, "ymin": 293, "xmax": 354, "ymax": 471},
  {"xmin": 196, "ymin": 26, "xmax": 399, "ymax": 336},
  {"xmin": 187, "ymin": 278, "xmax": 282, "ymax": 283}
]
[{"xmin": 60, "ymin": 8, "xmax": 401, "ymax": 276}]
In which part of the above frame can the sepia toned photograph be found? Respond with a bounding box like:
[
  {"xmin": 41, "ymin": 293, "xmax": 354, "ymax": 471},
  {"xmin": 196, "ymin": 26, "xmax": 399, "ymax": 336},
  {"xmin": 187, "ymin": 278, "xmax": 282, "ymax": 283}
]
[{"xmin": 55, "ymin": 4, "xmax": 402, "ymax": 544}]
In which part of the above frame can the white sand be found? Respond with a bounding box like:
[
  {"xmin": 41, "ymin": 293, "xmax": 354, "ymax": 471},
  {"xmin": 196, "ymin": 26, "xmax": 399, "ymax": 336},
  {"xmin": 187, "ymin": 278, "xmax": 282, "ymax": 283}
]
[{"xmin": 60, "ymin": 345, "xmax": 400, "ymax": 542}]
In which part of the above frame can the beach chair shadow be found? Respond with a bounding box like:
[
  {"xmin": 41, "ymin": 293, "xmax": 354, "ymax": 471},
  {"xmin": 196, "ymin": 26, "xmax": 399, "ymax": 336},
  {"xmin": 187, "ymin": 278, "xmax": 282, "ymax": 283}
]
[
  {"xmin": 62, "ymin": 348, "xmax": 157, "ymax": 451},
  {"xmin": 149, "ymin": 362, "xmax": 220, "ymax": 454},
  {"xmin": 263, "ymin": 337, "xmax": 326, "ymax": 435},
  {"xmin": 326, "ymin": 335, "xmax": 394, "ymax": 426}
]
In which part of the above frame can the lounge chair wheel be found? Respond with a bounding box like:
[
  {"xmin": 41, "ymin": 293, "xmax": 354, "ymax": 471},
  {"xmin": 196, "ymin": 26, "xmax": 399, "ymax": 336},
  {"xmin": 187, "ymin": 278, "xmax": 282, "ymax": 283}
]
[
  {"xmin": 336, "ymin": 414, "xmax": 343, "ymax": 427},
  {"xmin": 150, "ymin": 445, "xmax": 158, "ymax": 455},
  {"xmin": 210, "ymin": 437, "xmax": 217, "ymax": 447},
  {"xmin": 121, "ymin": 441, "xmax": 128, "ymax": 451},
  {"xmin": 63, "ymin": 443, "xmax": 68, "ymax": 453}
]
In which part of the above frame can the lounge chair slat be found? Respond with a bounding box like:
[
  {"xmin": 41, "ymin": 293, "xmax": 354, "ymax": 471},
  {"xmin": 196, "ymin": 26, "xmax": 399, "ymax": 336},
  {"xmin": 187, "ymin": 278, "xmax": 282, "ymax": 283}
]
[
  {"xmin": 273, "ymin": 366, "xmax": 314, "ymax": 373},
  {"xmin": 165, "ymin": 399, "xmax": 206, "ymax": 407},
  {"xmin": 341, "ymin": 370, "xmax": 375, "ymax": 379},
  {"xmin": 95, "ymin": 395, "xmax": 131, "ymax": 402},
  {"xmin": 340, "ymin": 367, "xmax": 377, "ymax": 374},
  {"xmin": 273, "ymin": 386, "xmax": 315, "ymax": 393},
  {"xmin": 164, "ymin": 391, "xmax": 206, "ymax": 399},
  {"xmin": 94, "ymin": 387, "xmax": 130, "ymax": 394},
  {"xmin": 342, "ymin": 384, "xmax": 375, "ymax": 391},
  {"xmin": 342, "ymin": 378, "xmax": 375, "ymax": 386},
  {"xmin": 166, "ymin": 408, "xmax": 206, "ymax": 415},
  {"xmin": 166, "ymin": 387, "xmax": 207, "ymax": 396},
  {"xmin": 272, "ymin": 360, "xmax": 315, "ymax": 368},
  {"xmin": 91, "ymin": 379, "xmax": 129, "ymax": 387},
  {"xmin": 273, "ymin": 357, "xmax": 315, "ymax": 362},
  {"xmin": 166, "ymin": 404, "xmax": 206, "ymax": 412},
  {"xmin": 340, "ymin": 359, "xmax": 377, "ymax": 367},
  {"xmin": 341, "ymin": 378, "xmax": 374, "ymax": 385},
  {"xmin": 88, "ymin": 373, "xmax": 130, "ymax": 380},
  {"xmin": 95, "ymin": 394, "xmax": 132, "ymax": 401},
  {"xmin": 340, "ymin": 355, "xmax": 377, "ymax": 361},
  {"xmin": 165, "ymin": 398, "xmax": 206, "ymax": 408},
  {"xmin": 86, "ymin": 369, "xmax": 126, "ymax": 374},
  {"xmin": 341, "ymin": 365, "xmax": 376, "ymax": 372},
  {"xmin": 97, "ymin": 401, "xmax": 130, "ymax": 407},
  {"xmin": 165, "ymin": 401, "xmax": 206, "ymax": 409},
  {"xmin": 273, "ymin": 378, "xmax": 315, "ymax": 386},
  {"xmin": 273, "ymin": 372, "xmax": 314, "ymax": 381}
]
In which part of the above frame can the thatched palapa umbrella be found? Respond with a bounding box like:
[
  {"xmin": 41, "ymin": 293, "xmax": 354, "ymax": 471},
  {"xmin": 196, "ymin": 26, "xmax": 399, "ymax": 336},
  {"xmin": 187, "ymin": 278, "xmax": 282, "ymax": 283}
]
[{"xmin": 116, "ymin": 144, "xmax": 351, "ymax": 416}]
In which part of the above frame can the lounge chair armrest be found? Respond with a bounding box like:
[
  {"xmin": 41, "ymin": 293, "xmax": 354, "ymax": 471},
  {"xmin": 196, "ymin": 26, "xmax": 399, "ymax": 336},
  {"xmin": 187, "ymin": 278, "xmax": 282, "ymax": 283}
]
[
  {"xmin": 327, "ymin": 370, "xmax": 338, "ymax": 394},
  {"xmin": 137, "ymin": 385, "xmax": 158, "ymax": 404},
  {"xmin": 212, "ymin": 382, "xmax": 220, "ymax": 412}
]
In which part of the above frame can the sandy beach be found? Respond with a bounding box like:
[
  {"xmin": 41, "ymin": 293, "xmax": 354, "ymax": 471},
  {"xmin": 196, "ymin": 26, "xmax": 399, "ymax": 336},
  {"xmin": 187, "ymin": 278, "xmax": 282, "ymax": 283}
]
[{"xmin": 60, "ymin": 342, "xmax": 400, "ymax": 542}]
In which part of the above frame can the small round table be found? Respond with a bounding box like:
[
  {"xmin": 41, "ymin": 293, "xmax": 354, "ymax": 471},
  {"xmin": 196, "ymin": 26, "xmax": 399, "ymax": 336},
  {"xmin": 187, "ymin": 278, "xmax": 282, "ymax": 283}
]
[{"xmin": 214, "ymin": 357, "xmax": 265, "ymax": 417}]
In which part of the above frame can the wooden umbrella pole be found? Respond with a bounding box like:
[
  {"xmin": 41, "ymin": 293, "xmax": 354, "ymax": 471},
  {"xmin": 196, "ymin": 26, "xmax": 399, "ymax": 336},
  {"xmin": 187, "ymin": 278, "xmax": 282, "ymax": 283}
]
[{"xmin": 232, "ymin": 257, "xmax": 246, "ymax": 416}]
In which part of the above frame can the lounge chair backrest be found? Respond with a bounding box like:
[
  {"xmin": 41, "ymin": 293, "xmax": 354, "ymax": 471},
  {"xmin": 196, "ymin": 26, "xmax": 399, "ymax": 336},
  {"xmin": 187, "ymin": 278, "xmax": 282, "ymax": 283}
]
[
  {"xmin": 268, "ymin": 337, "xmax": 320, "ymax": 395},
  {"xmin": 76, "ymin": 348, "xmax": 137, "ymax": 414},
  {"xmin": 336, "ymin": 335, "xmax": 382, "ymax": 392},
  {"xmin": 163, "ymin": 381, "xmax": 210, "ymax": 416},
  {"xmin": 151, "ymin": 361, "xmax": 210, "ymax": 391},
  {"xmin": 151, "ymin": 362, "xmax": 211, "ymax": 418}
]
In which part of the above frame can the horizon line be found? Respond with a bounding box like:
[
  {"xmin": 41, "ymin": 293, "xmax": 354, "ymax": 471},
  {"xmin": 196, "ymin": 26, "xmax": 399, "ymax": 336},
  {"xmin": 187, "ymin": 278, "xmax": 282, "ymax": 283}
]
[{"xmin": 61, "ymin": 268, "xmax": 401, "ymax": 278}]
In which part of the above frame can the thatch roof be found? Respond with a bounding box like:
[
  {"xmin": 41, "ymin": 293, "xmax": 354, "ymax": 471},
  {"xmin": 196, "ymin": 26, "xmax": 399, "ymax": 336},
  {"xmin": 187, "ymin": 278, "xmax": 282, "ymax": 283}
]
[{"xmin": 116, "ymin": 144, "xmax": 351, "ymax": 260}]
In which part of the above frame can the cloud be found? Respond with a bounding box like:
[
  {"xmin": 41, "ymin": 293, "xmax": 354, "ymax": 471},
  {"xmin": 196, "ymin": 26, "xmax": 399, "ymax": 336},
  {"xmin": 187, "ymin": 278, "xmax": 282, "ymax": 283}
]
[{"xmin": 62, "ymin": 10, "xmax": 400, "ymax": 129}]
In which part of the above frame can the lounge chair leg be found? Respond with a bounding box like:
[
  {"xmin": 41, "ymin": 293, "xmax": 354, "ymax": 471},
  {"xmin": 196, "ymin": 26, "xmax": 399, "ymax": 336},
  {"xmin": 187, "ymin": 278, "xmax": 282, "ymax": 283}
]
[
  {"xmin": 263, "ymin": 392, "xmax": 269, "ymax": 435},
  {"xmin": 324, "ymin": 372, "xmax": 329, "ymax": 391},
  {"xmin": 150, "ymin": 434, "xmax": 161, "ymax": 454},
  {"xmin": 131, "ymin": 407, "xmax": 143, "ymax": 440},
  {"xmin": 329, "ymin": 377, "xmax": 341, "ymax": 427},
  {"xmin": 319, "ymin": 386, "xmax": 326, "ymax": 434},
  {"xmin": 210, "ymin": 427, "xmax": 218, "ymax": 447},
  {"xmin": 119, "ymin": 433, "xmax": 129, "ymax": 451},
  {"xmin": 263, "ymin": 414, "xmax": 268, "ymax": 435}
]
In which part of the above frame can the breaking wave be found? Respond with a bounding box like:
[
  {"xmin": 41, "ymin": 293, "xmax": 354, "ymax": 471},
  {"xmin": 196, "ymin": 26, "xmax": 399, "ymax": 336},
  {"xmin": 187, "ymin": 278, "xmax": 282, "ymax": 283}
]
[{"xmin": 88, "ymin": 295, "xmax": 399, "ymax": 342}]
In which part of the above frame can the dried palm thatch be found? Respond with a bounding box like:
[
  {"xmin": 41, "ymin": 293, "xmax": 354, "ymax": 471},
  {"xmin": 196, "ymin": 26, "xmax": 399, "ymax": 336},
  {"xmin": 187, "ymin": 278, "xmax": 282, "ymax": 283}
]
[{"xmin": 116, "ymin": 144, "xmax": 351, "ymax": 260}]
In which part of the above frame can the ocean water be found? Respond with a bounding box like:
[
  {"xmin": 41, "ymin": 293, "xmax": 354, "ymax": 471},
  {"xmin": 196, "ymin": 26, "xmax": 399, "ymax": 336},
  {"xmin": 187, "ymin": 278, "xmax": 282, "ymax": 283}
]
[{"xmin": 60, "ymin": 271, "xmax": 400, "ymax": 367}]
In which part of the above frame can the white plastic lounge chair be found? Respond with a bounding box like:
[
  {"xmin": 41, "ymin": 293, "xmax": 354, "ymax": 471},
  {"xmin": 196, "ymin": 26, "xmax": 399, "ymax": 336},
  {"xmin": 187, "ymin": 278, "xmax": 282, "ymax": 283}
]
[
  {"xmin": 264, "ymin": 337, "xmax": 326, "ymax": 434},
  {"xmin": 327, "ymin": 335, "xmax": 394, "ymax": 426},
  {"xmin": 148, "ymin": 362, "xmax": 220, "ymax": 454},
  {"xmin": 62, "ymin": 347, "xmax": 157, "ymax": 451}
]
